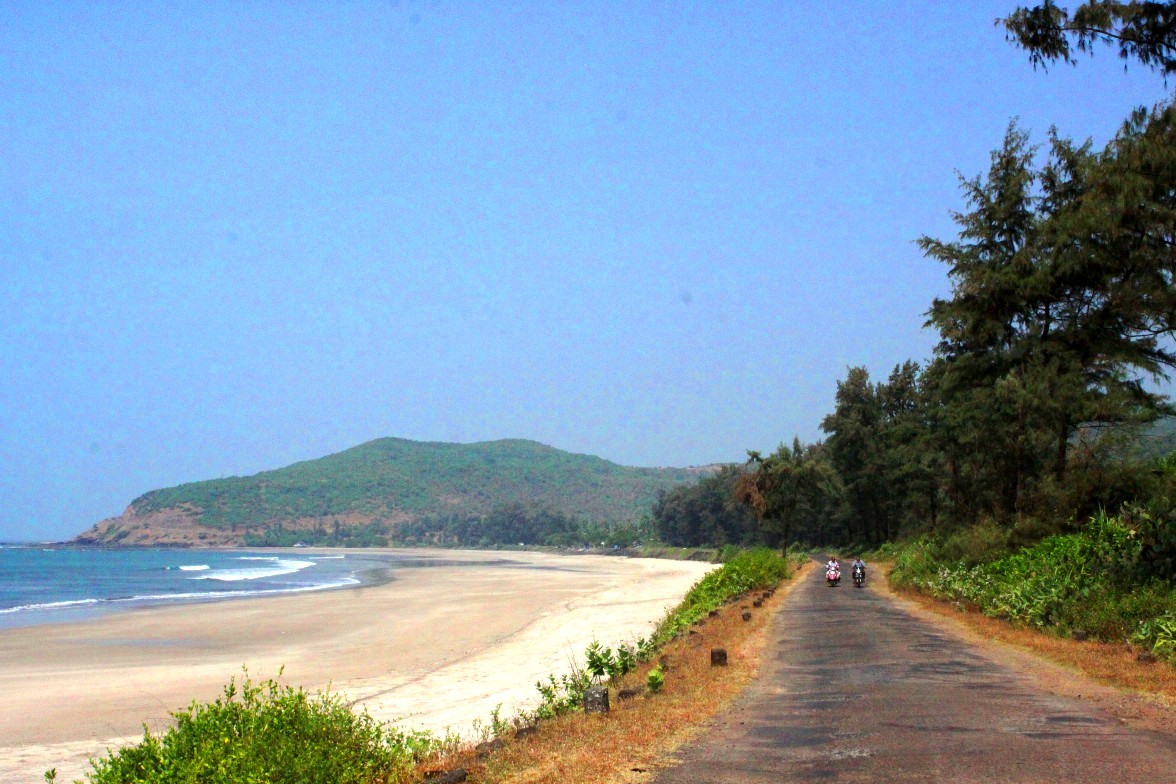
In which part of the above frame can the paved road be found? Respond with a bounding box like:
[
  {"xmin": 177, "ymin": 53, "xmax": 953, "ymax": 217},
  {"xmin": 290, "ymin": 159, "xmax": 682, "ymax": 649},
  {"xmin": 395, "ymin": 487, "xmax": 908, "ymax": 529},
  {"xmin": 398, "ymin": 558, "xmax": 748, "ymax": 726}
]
[{"xmin": 654, "ymin": 562, "xmax": 1176, "ymax": 783}]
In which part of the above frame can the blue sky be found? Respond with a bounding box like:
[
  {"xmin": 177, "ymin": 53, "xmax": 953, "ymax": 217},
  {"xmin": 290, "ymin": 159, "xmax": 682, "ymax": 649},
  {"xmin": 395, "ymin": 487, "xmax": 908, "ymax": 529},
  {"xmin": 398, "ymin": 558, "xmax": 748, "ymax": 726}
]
[{"xmin": 1, "ymin": 2, "xmax": 1170, "ymax": 540}]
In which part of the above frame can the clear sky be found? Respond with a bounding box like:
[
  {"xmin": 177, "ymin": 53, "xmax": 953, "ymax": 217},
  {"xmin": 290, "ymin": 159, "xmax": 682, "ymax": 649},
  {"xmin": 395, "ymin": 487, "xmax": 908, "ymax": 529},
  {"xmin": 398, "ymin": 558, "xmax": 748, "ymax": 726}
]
[{"xmin": 1, "ymin": 2, "xmax": 1170, "ymax": 541}]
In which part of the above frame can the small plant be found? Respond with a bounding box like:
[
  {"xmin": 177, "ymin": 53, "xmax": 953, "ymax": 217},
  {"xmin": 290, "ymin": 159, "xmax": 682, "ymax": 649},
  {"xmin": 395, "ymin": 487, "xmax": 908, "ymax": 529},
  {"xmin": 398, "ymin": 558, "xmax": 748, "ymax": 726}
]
[
  {"xmin": 635, "ymin": 636, "xmax": 657, "ymax": 662},
  {"xmin": 532, "ymin": 657, "xmax": 593, "ymax": 719},
  {"xmin": 614, "ymin": 643, "xmax": 637, "ymax": 678},
  {"xmin": 1133, "ymin": 612, "xmax": 1176, "ymax": 662},
  {"xmin": 646, "ymin": 665, "xmax": 665, "ymax": 694},
  {"xmin": 584, "ymin": 640, "xmax": 616, "ymax": 684},
  {"xmin": 489, "ymin": 703, "xmax": 510, "ymax": 738}
]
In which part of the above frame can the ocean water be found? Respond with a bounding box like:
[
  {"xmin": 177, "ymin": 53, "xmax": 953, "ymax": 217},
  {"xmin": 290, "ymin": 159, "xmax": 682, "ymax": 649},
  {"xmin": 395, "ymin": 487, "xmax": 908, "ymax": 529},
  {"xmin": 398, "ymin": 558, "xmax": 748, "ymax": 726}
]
[{"xmin": 0, "ymin": 546, "xmax": 402, "ymax": 630}]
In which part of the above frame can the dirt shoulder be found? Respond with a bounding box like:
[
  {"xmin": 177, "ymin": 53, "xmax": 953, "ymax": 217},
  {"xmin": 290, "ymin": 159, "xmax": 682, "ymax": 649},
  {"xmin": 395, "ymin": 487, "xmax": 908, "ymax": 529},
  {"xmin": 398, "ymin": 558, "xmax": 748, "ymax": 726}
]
[{"xmin": 877, "ymin": 563, "xmax": 1175, "ymax": 739}]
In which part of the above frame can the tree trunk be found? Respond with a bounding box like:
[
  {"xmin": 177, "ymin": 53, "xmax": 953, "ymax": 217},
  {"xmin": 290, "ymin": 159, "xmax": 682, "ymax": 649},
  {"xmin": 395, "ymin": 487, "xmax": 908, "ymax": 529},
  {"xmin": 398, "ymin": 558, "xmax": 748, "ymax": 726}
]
[{"xmin": 1055, "ymin": 417, "xmax": 1069, "ymax": 481}]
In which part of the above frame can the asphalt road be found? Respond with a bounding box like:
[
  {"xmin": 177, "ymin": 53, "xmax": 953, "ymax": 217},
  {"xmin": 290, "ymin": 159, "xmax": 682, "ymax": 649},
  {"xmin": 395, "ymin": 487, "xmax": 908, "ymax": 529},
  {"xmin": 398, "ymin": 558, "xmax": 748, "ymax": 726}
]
[{"xmin": 654, "ymin": 561, "xmax": 1176, "ymax": 783}]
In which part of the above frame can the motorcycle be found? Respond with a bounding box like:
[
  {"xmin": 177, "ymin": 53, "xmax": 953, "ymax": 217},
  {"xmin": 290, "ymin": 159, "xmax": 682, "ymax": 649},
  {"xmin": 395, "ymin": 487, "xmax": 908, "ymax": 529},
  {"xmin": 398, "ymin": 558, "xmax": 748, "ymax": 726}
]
[
  {"xmin": 826, "ymin": 566, "xmax": 840, "ymax": 586},
  {"xmin": 852, "ymin": 564, "xmax": 865, "ymax": 588}
]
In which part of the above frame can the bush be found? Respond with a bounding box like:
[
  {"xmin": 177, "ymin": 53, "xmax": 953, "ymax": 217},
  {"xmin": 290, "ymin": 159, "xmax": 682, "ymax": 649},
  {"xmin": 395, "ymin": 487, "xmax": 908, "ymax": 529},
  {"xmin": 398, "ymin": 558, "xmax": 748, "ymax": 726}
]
[
  {"xmin": 530, "ymin": 662, "xmax": 593, "ymax": 721},
  {"xmin": 78, "ymin": 673, "xmax": 438, "ymax": 784},
  {"xmin": 937, "ymin": 521, "xmax": 1009, "ymax": 566},
  {"xmin": 651, "ymin": 548, "xmax": 790, "ymax": 645},
  {"xmin": 645, "ymin": 666, "xmax": 665, "ymax": 694},
  {"xmin": 890, "ymin": 509, "xmax": 1176, "ymax": 651},
  {"xmin": 1132, "ymin": 612, "xmax": 1176, "ymax": 662}
]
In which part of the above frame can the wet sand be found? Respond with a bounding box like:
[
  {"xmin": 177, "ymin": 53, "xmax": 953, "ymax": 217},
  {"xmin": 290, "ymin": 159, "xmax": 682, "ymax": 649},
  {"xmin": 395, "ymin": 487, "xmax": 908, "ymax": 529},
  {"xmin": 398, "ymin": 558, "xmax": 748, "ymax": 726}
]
[{"xmin": 0, "ymin": 549, "xmax": 713, "ymax": 782}]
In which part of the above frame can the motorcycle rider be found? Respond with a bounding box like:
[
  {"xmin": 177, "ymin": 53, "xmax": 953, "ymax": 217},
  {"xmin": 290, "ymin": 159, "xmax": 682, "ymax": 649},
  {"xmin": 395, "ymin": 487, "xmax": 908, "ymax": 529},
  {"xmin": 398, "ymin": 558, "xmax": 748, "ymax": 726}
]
[
  {"xmin": 826, "ymin": 556, "xmax": 840, "ymax": 573},
  {"xmin": 851, "ymin": 556, "xmax": 866, "ymax": 584}
]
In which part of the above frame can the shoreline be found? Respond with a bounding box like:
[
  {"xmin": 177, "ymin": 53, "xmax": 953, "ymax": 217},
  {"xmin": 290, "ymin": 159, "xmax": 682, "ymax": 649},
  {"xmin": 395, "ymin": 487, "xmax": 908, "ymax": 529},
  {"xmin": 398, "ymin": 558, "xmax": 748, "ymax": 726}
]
[
  {"xmin": 0, "ymin": 545, "xmax": 706, "ymax": 631},
  {"xmin": 0, "ymin": 546, "xmax": 401, "ymax": 631},
  {"xmin": 0, "ymin": 548, "xmax": 714, "ymax": 782}
]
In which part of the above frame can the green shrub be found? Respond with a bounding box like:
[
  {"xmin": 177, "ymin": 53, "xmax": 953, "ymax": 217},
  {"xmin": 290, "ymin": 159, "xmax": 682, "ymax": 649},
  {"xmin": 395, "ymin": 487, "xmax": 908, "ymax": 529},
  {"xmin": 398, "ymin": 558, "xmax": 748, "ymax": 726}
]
[
  {"xmin": 78, "ymin": 673, "xmax": 437, "ymax": 784},
  {"xmin": 1119, "ymin": 499, "xmax": 1176, "ymax": 583},
  {"xmin": 652, "ymin": 548, "xmax": 790, "ymax": 645},
  {"xmin": 937, "ymin": 521, "xmax": 1010, "ymax": 566},
  {"xmin": 645, "ymin": 666, "xmax": 665, "ymax": 694},
  {"xmin": 1132, "ymin": 612, "xmax": 1176, "ymax": 662},
  {"xmin": 531, "ymin": 661, "xmax": 593, "ymax": 721},
  {"xmin": 890, "ymin": 510, "xmax": 1176, "ymax": 650}
]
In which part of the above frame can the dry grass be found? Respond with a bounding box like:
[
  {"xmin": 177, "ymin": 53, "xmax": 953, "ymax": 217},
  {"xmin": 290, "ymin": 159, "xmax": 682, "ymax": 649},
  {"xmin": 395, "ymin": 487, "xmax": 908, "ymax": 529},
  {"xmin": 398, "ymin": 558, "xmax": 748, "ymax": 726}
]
[
  {"xmin": 879, "ymin": 563, "xmax": 1176, "ymax": 701},
  {"xmin": 422, "ymin": 564, "xmax": 812, "ymax": 784}
]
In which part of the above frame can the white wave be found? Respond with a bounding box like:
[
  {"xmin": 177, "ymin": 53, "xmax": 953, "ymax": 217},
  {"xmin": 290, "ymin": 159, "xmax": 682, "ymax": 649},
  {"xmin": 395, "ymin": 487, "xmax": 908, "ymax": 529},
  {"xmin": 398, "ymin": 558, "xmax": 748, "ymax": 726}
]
[
  {"xmin": 178, "ymin": 565, "xmax": 210, "ymax": 572},
  {"xmin": 312, "ymin": 555, "xmax": 345, "ymax": 560},
  {"xmin": 192, "ymin": 558, "xmax": 316, "ymax": 582},
  {"xmin": 0, "ymin": 597, "xmax": 103, "ymax": 615},
  {"xmin": 134, "ymin": 577, "xmax": 360, "ymax": 602},
  {"xmin": 0, "ymin": 577, "xmax": 361, "ymax": 617}
]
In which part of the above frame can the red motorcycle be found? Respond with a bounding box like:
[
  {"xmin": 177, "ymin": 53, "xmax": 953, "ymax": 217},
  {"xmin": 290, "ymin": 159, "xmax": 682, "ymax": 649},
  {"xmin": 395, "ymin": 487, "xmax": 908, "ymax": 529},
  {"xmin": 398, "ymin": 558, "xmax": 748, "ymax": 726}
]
[{"xmin": 826, "ymin": 566, "xmax": 840, "ymax": 586}]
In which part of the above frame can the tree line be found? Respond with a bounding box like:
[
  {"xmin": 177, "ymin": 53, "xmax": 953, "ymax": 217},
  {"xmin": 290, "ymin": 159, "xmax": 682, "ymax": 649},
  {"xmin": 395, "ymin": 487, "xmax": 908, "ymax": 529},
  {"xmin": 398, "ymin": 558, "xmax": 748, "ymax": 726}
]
[
  {"xmin": 654, "ymin": 3, "xmax": 1176, "ymax": 559},
  {"xmin": 394, "ymin": 501, "xmax": 651, "ymax": 549}
]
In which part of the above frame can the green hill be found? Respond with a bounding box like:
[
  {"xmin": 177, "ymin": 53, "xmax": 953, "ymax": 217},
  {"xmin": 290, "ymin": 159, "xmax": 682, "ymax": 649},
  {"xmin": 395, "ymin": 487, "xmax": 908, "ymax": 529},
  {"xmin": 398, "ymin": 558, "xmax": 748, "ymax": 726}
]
[
  {"xmin": 1135, "ymin": 416, "xmax": 1176, "ymax": 460},
  {"xmin": 76, "ymin": 438, "xmax": 713, "ymax": 546}
]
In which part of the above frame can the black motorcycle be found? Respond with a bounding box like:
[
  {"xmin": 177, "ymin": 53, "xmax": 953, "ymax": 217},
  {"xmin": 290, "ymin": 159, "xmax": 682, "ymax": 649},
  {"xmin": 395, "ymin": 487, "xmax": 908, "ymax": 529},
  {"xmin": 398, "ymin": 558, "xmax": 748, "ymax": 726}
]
[{"xmin": 852, "ymin": 563, "xmax": 865, "ymax": 588}]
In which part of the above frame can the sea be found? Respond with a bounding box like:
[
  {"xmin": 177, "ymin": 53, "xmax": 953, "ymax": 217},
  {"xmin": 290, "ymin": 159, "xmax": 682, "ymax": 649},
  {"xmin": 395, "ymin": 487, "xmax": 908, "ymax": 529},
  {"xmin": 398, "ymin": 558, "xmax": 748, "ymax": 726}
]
[{"xmin": 0, "ymin": 545, "xmax": 405, "ymax": 630}]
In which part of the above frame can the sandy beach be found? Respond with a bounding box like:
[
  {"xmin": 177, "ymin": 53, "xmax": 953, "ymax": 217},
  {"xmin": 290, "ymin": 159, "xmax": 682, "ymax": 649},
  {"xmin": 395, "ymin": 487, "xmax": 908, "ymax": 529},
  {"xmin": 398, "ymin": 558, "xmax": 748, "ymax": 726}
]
[{"xmin": 0, "ymin": 549, "xmax": 713, "ymax": 783}]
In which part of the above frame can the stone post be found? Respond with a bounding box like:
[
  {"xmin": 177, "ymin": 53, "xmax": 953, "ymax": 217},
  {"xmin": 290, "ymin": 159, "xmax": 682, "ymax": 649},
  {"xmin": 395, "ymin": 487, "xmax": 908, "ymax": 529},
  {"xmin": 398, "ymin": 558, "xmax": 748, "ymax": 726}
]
[{"xmin": 584, "ymin": 685, "xmax": 610, "ymax": 713}]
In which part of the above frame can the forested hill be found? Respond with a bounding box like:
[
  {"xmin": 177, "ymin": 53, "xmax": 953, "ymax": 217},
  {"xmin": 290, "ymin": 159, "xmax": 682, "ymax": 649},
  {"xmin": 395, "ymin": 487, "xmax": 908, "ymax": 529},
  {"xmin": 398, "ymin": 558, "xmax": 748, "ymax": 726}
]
[
  {"xmin": 1136, "ymin": 417, "xmax": 1176, "ymax": 460},
  {"xmin": 74, "ymin": 438, "xmax": 711, "ymax": 546}
]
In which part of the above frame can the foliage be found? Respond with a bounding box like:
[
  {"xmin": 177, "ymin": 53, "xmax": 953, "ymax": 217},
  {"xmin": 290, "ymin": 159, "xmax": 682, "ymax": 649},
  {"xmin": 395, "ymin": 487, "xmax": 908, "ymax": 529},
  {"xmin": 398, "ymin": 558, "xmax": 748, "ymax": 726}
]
[
  {"xmin": 1117, "ymin": 497, "xmax": 1176, "ymax": 581},
  {"xmin": 1003, "ymin": 1, "xmax": 1176, "ymax": 75},
  {"xmin": 394, "ymin": 502, "xmax": 660, "ymax": 549},
  {"xmin": 736, "ymin": 440, "xmax": 844, "ymax": 548},
  {"xmin": 530, "ymin": 661, "xmax": 593, "ymax": 721},
  {"xmin": 891, "ymin": 509, "xmax": 1176, "ymax": 658},
  {"xmin": 584, "ymin": 640, "xmax": 640, "ymax": 685},
  {"xmin": 738, "ymin": 100, "xmax": 1176, "ymax": 547},
  {"xmin": 645, "ymin": 665, "xmax": 665, "ymax": 694},
  {"xmin": 651, "ymin": 548, "xmax": 790, "ymax": 646},
  {"xmin": 1132, "ymin": 612, "xmax": 1176, "ymax": 662},
  {"xmin": 77, "ymin": 672, "xmax": 439, "ymax": 784},
  {"xmin": 130, "ymin": 438, "xmax": 705, "ymax": 533},
  {"xmin": 652, "ymin": 465, "xmax": 760, "ymax": 547},
  {"xmin": 243, "ymin": 521, "xmax": 388, "ymax": 548},
  {"xmin": 919, "ymin": 115, "xmax": 1175, "ymax": 523},
  {"xmin": 820, "ymin": 362, "xmax": 936, "ymax": 543}
]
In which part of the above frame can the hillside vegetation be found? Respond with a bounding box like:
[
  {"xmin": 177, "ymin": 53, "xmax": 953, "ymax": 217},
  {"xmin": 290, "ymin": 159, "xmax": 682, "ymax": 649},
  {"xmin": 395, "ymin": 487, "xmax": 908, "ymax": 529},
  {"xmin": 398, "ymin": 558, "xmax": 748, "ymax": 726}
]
[{"xmin": 78, "ymin": 439, "xmax": 710, "ymax": 546}]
